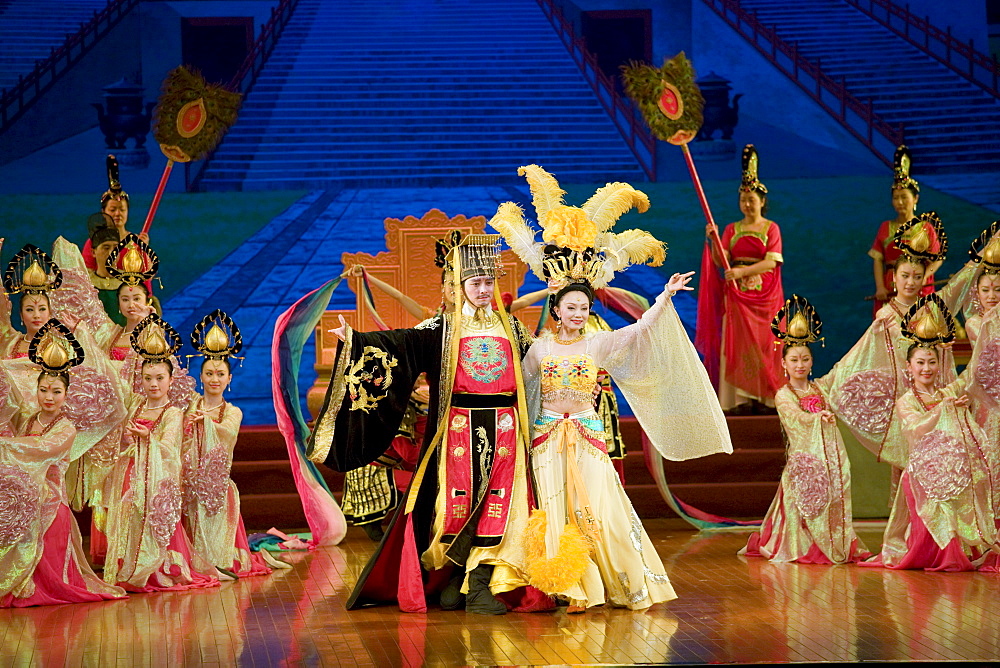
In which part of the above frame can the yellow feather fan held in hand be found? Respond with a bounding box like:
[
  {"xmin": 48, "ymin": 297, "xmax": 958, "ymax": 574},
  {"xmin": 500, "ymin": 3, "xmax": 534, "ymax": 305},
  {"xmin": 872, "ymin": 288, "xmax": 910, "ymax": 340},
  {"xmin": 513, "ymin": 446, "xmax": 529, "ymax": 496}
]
[{"xmin": 489, "ymin": 164, "xmax": 665, "ymax": 288}]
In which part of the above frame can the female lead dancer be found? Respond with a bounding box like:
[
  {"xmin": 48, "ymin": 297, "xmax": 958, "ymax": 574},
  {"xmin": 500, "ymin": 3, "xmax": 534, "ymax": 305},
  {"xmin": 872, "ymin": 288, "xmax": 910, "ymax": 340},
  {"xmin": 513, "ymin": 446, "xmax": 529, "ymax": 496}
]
[
  {"xmin": 741, "ymin": 296, "xmax": 868, "ymax": 564},
  {"xmin": 491, "ymin": 165, "xmax": 732, "ymax": 611}
]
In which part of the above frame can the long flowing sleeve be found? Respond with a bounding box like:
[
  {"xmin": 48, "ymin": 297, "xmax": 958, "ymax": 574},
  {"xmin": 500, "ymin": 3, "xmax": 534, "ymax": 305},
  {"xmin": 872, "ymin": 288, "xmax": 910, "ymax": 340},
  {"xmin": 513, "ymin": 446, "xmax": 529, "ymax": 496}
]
[
  {"xmin": 937, "ymin": 261, "xmax": 983, "ymax": 321},
  {"xmin": 590, "ymin": 291, "xmax": 732, "ymax": 461},
  {"xmin": 308, "ymin": 317, "xmax": 445, "ymax": 471}
]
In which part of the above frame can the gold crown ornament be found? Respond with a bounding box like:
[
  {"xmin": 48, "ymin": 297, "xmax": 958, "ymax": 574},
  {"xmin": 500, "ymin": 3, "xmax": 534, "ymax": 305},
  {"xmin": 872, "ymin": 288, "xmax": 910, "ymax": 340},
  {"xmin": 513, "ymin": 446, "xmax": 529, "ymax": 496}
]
[
  {"xmin": 771, "ymin": 294, "xmax": 823, "ymax": 347},
  {"xmin": 3, "ymin": 244, "xmax": 62, "ymax": 296},
  {"xmin": 190, "ymin": 309, "xmax": 243, "ymax": 361},
  {"xmin": 892, "ymin": 145, "xmax": 920, "ymax": 193},
  {"xmin": 489, "ymin": 165, "xmax": 665, "ymax": 289},
  {"xmin": 28, "ymin": 318, "xmax": 85, "ymax": 376},
  {"xmin": 100, "ymin": 154, "xmax": 129, "ymax": 206},
  {"xmin": 130, "ymin": 313, "xmax": 183, "ymax": 362},
  {"xmin": 740, "ymin": 145, "xmax": 768, "ymax": 195},
  {"xmin": 893, "ymin": 212, "xmax": 947, "ymax": 267},
  {"xmin": 901, "ymin": 294, "xmax": 955, "ymax": 348},
  {"xmin": 445, "ymin": 234, "xmax": 504, "ymax": 281},
  {"xmin": 434, "ymin": 230, "xmax": 463, "ymax": 269},
  {"xmin": 105, "ymin": 234, "xmax": 159, "ymax": 287},
  {"xmin": 969, "ymin": 220, "xmax": 1000, "ymax": 275}
]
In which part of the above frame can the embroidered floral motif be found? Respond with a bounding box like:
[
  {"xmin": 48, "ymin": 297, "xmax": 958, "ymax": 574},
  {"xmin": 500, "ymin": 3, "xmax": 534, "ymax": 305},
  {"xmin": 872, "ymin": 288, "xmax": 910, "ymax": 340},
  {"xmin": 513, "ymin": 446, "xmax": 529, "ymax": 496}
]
[
  {"xmin": 88, "ymin": 426, "xmax": 123, "ymax": 467},
  {"xmin": 973, "ymin": 338, "xmax": 1000, "ymax": 403},
  {"xmin": 0, "ymin": 465, "xmax": 37, "ymax": 546},
  {"xmin": 415, "ymin": 317, "xmax": 441, "ymax": 330},
  {"xmin": 149, "ymin": 479, "xmax": 182, "ymax": 548},
  {"xmin": 909, "ymin": 431, "xmax": 971, "ymax": 500},
  {"xmin": 837, "ymin": 370, "xmax": 895, "ymax": 434},
  {"xmin": 498, "ymin": 413, "xmax": 514, "ymax": 433},
  {"xmin": 346, "ymin": 347, "xmax": 398, "ymax": 412},
  {"xmin": 452, "ymin": 447, "xmax": 466, "ymax": 458},
  {"xmin": 192, "ymin": 446, "xmax": 230, "ymax": 516},
  {"xmin": 64, "ymin": 366, "xmax": 118, "ymax": 430},
  {"xmin": 497, "ymin": 446, "xmax": 510, "ymax": 458},
  {"xmin": 799, "ymin": 393, "xmax": 826, "ymax": 414},
  {"xmin": 459, "ymin": 337, "xmax": 508, "ymax": 383},
  {"xmin": 50, "ymin": 267, "xmax": 107, "ymax": 332},
  {"xmin": 785, "ymin": 453, "xmax": 830, "ymax": 519},
  {"xmin": 450, "ymin": 414, "xmax": 468, "ymax": 432},
  {"xmin": 738, "ymin": 274, "xmax": 763, "ymax": 292}
]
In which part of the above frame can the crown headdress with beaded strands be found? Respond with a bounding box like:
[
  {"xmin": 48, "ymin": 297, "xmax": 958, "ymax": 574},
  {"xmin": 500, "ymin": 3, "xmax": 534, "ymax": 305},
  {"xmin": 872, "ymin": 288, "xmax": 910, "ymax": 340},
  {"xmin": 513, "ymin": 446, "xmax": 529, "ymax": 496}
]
[
  {"xmin": 130, "ymin": 313, "xmax": 183, "ymax": 362},
  {"xmin": 894, "ymin": 212, "xmax": 946, "ymax": 267},
  {"xmin": 771, "ymin": 294, "xmax": 823, "ymax": 348},
  {"xmin": 105, "ymin": 233, "xmax": 159, "ymax": 287},
  {"xmin": 3, "ymin": 244, "xmax": 63, "ymax": 296},
  {"xmin": 900, "ymin": 293, "xmax": 956, "ymax": 349},
  {"xmin": 190, "ymin": 309, "xmax": 243, "ymax": 362},
  {"xmin": 489, "ymin": 164, "xmax": 665, "ymax": 289},
  {"xmin": 28, "ymin": 318, "xmax": 85, "ymax": 377}
]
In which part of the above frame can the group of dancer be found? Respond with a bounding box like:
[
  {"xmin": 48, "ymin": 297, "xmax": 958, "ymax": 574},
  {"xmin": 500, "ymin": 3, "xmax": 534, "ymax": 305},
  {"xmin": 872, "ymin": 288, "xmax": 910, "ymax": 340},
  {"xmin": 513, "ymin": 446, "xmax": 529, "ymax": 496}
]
[
  {"xmin": 0, "ymin": 159, "xmax": 284, "ymax": 609},
  {"xmin": 706, "ymin": 144, "xmax": 1000, "ymax": 571}
]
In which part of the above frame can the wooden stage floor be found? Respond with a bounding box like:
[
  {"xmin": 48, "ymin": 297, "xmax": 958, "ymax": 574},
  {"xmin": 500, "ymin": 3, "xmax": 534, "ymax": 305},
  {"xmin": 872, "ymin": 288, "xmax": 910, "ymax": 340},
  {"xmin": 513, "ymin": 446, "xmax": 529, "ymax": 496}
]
[{"xmin": 3, "ymin": 520, "xmax": 1000, "ymax": 666}]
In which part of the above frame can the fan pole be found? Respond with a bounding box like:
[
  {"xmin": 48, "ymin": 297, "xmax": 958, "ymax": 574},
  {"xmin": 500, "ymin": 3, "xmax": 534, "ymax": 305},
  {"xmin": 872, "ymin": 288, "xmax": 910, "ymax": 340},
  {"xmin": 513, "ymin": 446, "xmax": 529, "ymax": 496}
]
[
  {"xmin": 680, "ymin": 143, "xmax": 730, "ymax": 273},
  {"xmin": 140, "ymin": 159, "xmax": 175, "ymax": 237}
]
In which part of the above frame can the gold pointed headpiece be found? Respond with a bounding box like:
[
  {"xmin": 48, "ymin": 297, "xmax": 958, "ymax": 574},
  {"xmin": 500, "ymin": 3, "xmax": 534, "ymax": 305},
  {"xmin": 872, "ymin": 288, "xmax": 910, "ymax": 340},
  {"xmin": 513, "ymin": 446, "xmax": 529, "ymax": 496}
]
[
  {"xmin": 3, "ymin": 244, "xmax": 62, "ymax": 296},
  {"xmin": 489, "ymin": 165, "xmax": 664, "ymax": 289},
  {"xmin": 28, "ymin": 319, "xmax": 85, "ymax": 375},
  {"xmin": 901, "ymin": 294, "xmax": 955, "ymax": 348},
  {"xmin": 190, "ymin": 309, "xmax": 243, "ymax": 361},
  {"xmin": 130, "ymin": 313, "xmax": 182, "ymax": 362},
  {"xmin": 771, "ymin": 294, "xmax": 823, "ymax": 346},
  {"xmin": 739, "ymin": 144, "xmax": 768, "ymax": 195},
  {"xmin": 969, "ymin": 220, "xmax": 1000, "ymax": 275},
  {"xmin": 105, "ymin": 233, "xmax": 159, "ymax": 286},
  {"xmin": 892, "ymin": 145, "xmax": 920, "ymax": 193},
  {"xmin": 894, "ymin": 212, "xmax": 946, "ymax": 266}
]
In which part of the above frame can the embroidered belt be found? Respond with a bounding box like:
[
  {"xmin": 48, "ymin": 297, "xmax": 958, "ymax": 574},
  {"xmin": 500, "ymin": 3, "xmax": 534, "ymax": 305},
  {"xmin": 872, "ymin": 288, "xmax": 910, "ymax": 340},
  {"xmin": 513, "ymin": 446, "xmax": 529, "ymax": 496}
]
[{"xmin": 451, "ymin": 393, "xmax": 515, "ymax": 409}]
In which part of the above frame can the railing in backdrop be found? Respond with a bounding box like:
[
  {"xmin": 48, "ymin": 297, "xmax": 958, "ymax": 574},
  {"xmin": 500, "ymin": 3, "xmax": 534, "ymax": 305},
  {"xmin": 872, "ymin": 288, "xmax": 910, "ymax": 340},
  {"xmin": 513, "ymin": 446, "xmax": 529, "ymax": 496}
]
[
  {"xmin": 535, "ymin": 0, "xmax": 657, "ymax": 181},
  {"xmin": 0, "ymin": 0, "xmax": 139, "ymax": 135},
  {"xmin": 187, "ymin": 0, "xmax": 301, "ymax": 190},
  {"xmin": 845, "ymin": 0, "xmax": 999, "ymax": 99},
  {"xmin": 701, "ymin": 0, "xmax": 905, "ymax": 167}
]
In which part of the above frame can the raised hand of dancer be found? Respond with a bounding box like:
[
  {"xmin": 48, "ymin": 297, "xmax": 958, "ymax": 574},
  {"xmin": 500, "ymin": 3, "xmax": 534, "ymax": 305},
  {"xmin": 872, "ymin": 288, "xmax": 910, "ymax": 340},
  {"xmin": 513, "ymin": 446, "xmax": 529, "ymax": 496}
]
[
  {"xmin": 666, "ymin": 271, "xmax": 695, "ymax": 295},
  {"xmin": 950, "ymin": 394, "xmax": 970, "ymax": 408},
  {"xmin": 819, "ymin": 410, "xmax": 836, "ymax": 424},
  {"xmin": 126, "ymin": 421, "xmax": 151, "ymax": 438},
  {"xmin": 341, "ymin": 265, "xmax": 364, "ymax": 278},
  {"xmin": 328, "ymin": 314, "xmax": 348, "ymax": 342}
]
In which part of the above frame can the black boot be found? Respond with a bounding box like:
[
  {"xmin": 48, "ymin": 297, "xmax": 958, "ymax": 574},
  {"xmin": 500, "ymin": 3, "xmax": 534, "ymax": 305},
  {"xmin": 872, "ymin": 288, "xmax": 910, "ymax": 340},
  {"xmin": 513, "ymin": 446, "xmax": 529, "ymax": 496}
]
[
  {"xmin": 465, "ymin": 564, "xmax": 507, "ymax": 615},
  {"xmin": 439, "ymin": 571, "xmax": 466, "ymax": 611},
  {"xmin": 361, "ymin": 522, "xmax": 385, "ymax": 543}
]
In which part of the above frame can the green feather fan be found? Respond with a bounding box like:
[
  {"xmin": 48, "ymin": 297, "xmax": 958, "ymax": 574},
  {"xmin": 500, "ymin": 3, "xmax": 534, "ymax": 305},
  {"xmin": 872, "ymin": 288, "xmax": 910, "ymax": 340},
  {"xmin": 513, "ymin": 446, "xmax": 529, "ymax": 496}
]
[
  {"xmin": 621, "ymin": 52, "xmax": 704, "ymax": 145},
  {"xmin": 152, "ymin": 66, "xmax": 242, "ymax": 163}
]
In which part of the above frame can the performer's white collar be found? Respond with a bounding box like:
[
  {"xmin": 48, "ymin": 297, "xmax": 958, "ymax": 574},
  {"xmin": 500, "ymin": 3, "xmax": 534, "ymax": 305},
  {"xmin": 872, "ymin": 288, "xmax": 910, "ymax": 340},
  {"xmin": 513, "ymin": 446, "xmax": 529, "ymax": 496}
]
[{"xmin": 462, "ymin": 300, "xmax": 493, "ymax": 317}]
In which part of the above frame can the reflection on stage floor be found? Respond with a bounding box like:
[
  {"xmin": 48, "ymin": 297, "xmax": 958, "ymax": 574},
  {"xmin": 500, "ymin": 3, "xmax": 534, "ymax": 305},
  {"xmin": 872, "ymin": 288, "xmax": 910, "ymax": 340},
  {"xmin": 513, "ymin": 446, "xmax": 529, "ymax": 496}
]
[{"xmin": 2, "ymin": 520, "xmax": 998, "ymax": 665}]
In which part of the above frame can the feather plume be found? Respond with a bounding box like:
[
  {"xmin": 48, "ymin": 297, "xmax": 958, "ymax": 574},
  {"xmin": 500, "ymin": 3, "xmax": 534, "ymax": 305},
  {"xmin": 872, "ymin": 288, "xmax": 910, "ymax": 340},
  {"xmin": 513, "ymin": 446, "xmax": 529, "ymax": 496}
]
[
  {"xmin": 582, "ymin": 183, "xmax": 651, "ymax": 232},
  {"xmin": 517, "ymin": 164, "xmax": 566, "ymax": 222},
  {"xmin": 489, "ymin": 202, "xmax": 545, "ymax": 279},
  {"xmin": 599, "ymin": 229, "xmax": 667, "ymax": 275}
]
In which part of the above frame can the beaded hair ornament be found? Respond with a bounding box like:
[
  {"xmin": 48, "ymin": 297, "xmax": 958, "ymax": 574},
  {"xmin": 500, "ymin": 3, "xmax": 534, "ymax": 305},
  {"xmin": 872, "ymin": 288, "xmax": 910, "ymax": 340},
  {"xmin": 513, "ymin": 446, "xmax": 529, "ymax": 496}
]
[
  {"xmin": 28, "ymin": 319, "xmax": 85, "ymax": 376},
  {"xmin": 893, "ymin": 213, "xmax": 947, "ymax": 267},
  {"xmin": 190, "ymin": 309, "xmax": 243, "ymax": 362},
  {"xmin": 969, "ymin": 220, "xmax": 1000, "ymax": 276},
  {"xmin": 892, "ymin": 145, "xmax": 920, "ymax": 194},
  {"xmin": 447, "ymin": 233, "xmax": 503, "ymax": 281},
  {"xmin": 739, "ymin": 144, "xmax": 768, "ymax": 195},
  {"xmin": 101, "ymin": 154, "xmax": 129, "ymax": 206},
  {"xmin": 900, "ymin": 294, "xmax": 955, "ymax": 349},
  {"xmin": 771, "ymin": 294, "xmax": 823, "ymax": 347},
  {"xmin": 489, "ymin": 164, "xmax": 665, "ymax": 289},
  {"xmin": 3, "ymin": 244, "xmax": 63, "ymax": 296},
  {"xmin": 106, "ymin": 233, "xmax": 159, "ymax": 287},
  {"xmin": 130, "ymin": 313, "xmax": 183, "ymax": 362}
]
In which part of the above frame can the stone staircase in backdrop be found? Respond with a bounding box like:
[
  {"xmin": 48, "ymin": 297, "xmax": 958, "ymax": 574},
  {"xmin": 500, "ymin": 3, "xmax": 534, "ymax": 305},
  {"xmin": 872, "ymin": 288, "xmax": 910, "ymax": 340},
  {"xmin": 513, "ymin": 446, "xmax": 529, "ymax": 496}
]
[
  {"xmin": 0, "ymin": 0, "xmax": 110, "ymax": 92},
  {"xmin": 734, "ymin": 0, "xmax": 1000, "ymax": 174},
  {"xmin": 198, "ymin": 0, "xmax": 643, "ymax": 191}
]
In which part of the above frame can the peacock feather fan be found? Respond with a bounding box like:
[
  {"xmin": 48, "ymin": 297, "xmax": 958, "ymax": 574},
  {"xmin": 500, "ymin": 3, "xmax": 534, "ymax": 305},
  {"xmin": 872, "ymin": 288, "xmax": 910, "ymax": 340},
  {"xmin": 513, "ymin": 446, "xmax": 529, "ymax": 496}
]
[
  {"xmin": 152, "ymin": 66, "xmax": 242, "ymax": 163},
  {"xmin": 621, "ymin": 51, "xmax": 704, "ymax": 146}
]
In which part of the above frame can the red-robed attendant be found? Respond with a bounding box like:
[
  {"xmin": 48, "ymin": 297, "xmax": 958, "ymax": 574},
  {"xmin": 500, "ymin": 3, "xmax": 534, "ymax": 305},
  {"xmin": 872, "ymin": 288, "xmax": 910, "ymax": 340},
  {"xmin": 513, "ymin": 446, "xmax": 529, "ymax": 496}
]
[
  {"xmin": 697, "ymin": 144, "xmax": 784, "ymax": 411},
  {"xmin": 310, "ymin": 235, "xmax": 551, "ymax": 615},
  {"xmin": 869, "ymin": 145, "xmax": 941, "ymax": 316}
]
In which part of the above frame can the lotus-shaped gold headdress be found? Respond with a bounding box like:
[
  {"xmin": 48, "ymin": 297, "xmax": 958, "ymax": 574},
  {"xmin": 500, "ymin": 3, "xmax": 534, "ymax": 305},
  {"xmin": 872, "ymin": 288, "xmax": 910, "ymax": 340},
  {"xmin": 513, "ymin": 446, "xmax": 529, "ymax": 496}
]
[
  {"xmin": 191, "ymin": 309, "xmax": 243, "ymax": 361},
  {"xmin": 28, "ymin": 319, "xmax": 85, "ymax": 375},
  {"xmin": 901, "ymin": 294, "xmax": 955, "ymax": 348},
  {"xmin": 771, "ymin": 294, "xmax": 823, "ymax": 346},
  {"xmin": 3, "ymin": 244, "xmax": 62, "ymax": 296}
]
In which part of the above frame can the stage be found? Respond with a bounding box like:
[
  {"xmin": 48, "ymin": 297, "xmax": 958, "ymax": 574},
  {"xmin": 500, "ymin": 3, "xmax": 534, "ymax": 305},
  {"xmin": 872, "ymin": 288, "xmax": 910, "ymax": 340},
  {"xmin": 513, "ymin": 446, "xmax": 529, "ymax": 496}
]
[{"xmin": 3, "ymin": 520, "xmax": 999, "ymax": 665}]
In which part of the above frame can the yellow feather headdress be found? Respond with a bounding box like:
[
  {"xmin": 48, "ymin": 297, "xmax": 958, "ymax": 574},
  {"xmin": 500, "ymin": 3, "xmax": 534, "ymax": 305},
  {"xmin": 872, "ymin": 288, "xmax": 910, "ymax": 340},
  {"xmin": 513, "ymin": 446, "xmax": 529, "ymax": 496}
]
[{"xmin": 489, "ymin": 165, "xmax": 664, "ymax": 289}]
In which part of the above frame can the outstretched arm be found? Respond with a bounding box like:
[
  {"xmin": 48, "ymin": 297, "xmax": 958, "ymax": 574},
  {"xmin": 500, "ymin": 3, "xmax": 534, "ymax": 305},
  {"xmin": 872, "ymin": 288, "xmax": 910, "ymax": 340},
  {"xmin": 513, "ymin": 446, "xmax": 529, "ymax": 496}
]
[
  {"xmin": 343, "ymin": 265, "xmax": 429, "ymax": 321},
  {"xmin": 509, "ymin": 288, "xmax": 549, "ymax": 313}
]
